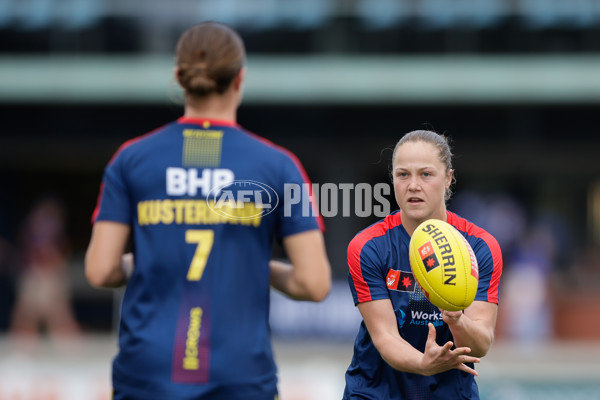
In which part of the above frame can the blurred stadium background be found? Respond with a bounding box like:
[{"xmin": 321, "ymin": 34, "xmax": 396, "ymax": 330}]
[{"xmin": 2, "ymin": 0, "xmax": 600, "ymax": 399}]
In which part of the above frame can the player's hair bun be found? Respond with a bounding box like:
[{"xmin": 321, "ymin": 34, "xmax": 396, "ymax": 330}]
[
  {"xmin": 177, "ymin": 63, "xmax": 218, "ymax": 96},
  {"xmin": 175, "ymin": 22, "xmax": 245, "ymax": 97}
]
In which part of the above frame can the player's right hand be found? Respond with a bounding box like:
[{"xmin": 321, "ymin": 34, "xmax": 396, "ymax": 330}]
[{"xmin": 419, "ymin": 323, "xmax": 480, "ymax": 376}]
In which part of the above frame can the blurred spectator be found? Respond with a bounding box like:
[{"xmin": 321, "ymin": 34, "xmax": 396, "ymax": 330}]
[
  {"xmin": 452, "ymin": 191, "xmax": 559, "ymax": 343},
  {"xmin": 451, "ymin": 190, "xmax": 527, "ymax": 256},
  {"xmin": 499, "ymin": 211, "xmax": 574, "ymax": 343},
  {"xmin": 0, "ymin": 234, "xmax": 13, "ymax": 331},
  {"xmin": 0, "ymin": 178, "xmax": 17, "ymax": 331},
  {"xmin": 569, "ymin": 245, "xmax": 600, "ymax": 290},
  {"xmin": 498, "ymin": 225, "xmax": 554, "ymax": 344},
  {"xmin": 10, "ymin": 196, "xmax": 80, "ymax": 342}
]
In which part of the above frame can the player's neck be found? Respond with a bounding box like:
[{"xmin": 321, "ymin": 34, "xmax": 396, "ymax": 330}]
[
  {"xmin": 184, "ymin": 107, "xmax": 236, "ymax": 123},
  {"xmin": 402, "ymin": 208, "xmax": 448, "ymax": 236},
  {"xmin": 183, "ymin": 93, "xmax": 238, "ymax": 123}
]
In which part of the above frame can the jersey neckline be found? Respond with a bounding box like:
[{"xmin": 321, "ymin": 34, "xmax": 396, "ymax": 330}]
[{"xmin": 177, "ymin": 116, "xmax": 240, "ymax": 128}]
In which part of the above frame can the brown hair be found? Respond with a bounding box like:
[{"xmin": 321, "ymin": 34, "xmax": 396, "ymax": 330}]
[
  {"xmin": 176, "ymin": 22, "xmax": 246, "ymax": 97},
  {"xmin": 392, "ymin": 130, "xmax": 455, "ymax": 201}
]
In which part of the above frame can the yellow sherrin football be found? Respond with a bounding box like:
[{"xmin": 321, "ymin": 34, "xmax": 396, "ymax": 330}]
[{"xmin": 409, "ymin": 219, "xmax": 479, "ymax": 311}]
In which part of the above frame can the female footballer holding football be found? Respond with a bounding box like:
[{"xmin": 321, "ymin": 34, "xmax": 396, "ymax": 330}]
[
  {"xmin": 344, "ymin": 130, "xmax": 503, "ymax": 399},
  {"xmin": 85, "ymin": 21, "xmax": 331, "ymax": 400}
]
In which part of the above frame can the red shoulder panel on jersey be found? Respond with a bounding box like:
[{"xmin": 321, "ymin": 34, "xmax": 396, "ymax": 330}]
[
  {"xmin": 91, "ymin": 124, "xmax": 167, "ymax": 224},
  {"xmin": 446, "ymin": 211, "xmax": 503, "ymax": 303},
  {"xmin": 348, "ymin": 212, "xmax": 402, "ymax": 303}
]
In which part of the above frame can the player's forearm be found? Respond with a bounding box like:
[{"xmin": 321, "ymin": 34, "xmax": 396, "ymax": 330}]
[
  {"xmin": 85, "ymin": 221, "xmax": 132, "ymax": 288},
  {"xmin": 375, "ymin": 335, "xmax": 427, "ymax": 375},
  {"xmin": 269, "ymin": 260, "xmax": 329, "ymax": 301},
  {"xmin": 446, "ymin": 314, "xmax": 494, "ymax": 357},
  {"xmin": 85, "ymin": 252, "xmax": 132, "ymax": 288},
  {"xmin": 269, "ymin": 260, "xmax": 307, "ymax": 300},
  {"xmin": 85, "ymin": 262, "xmax": 127, "ymax": 288}
]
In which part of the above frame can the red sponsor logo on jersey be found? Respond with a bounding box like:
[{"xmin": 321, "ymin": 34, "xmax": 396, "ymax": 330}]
[
  {"xmin": 386, "ymin": 269, "xmax": 416, "ymax": 292},
  {"xmin": 386, "ymin": 269, "xmax": 400, "ymax": 289}
]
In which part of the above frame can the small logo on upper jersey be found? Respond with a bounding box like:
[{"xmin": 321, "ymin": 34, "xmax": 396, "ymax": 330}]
[
  {"xmin": 394, "ymin": 308, "xmax": 407, "ymax": 328},
  {"xmin": 386, "ymin": 269, "xmax": 416, "ymax": 292},
  {"xmin": 418, "ymin": 241, "xmax": 440, "ymax": 272},
  {"xmin": 387, "ymin": 276, "xmax": 396, "ymax": 287},
  {"xmin": 207, "ymin": 180, "xmax": 279, "ymax": 220}
]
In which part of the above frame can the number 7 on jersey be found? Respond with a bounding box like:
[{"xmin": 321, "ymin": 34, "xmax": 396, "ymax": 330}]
[{"xmin": 185, "ymin": 230, "xmax": 214, "ymax": 281}]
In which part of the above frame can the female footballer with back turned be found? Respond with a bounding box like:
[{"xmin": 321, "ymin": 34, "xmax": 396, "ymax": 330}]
[{"xmin": 86, "ymin": 22, "xmax": 331, "ymax": 400}]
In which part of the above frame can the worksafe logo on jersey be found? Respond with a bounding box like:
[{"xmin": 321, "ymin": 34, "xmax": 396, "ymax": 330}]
[
  {"xmin": 394, "ymin": 307, "xmax": 407, "ymax": 328},
  {"xmin": 410, "ymin": 309, "xmax": 444, "ymax": 327},
  {"xmin": 206, "ymin": 180, "xmax": 279, "ymax": 220},
  {"xmin": 395, "ymin": 307, "xmax": 443, "ymax": 328}
]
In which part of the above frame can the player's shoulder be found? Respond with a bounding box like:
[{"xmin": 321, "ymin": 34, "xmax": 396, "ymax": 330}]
[
  {"xmin": 448, "ymin": 211, "xmax": 488, "ymax": 237},
  {"xmin": 348, "ymin": 211, "xmax": 403, "ymax": 256},
  {"xmin": 108, "ymin": 123, "xmax": 172, "ymax": 165},
  {"xmin": 236, "ymin": 127, "xmax": 300, "ymax": 162},
  {"xmin": 447, "ymin": 211, "xmax": 501, "ymax": 253}
]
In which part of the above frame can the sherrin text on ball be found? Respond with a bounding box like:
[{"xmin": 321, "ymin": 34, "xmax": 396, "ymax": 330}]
[{"xmin": 409, "ymin": 219, "xmax": 479, "ymax": 311}]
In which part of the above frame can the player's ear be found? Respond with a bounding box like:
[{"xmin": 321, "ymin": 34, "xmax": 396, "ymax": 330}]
[
  {"xmin": 233, "ymin": 67, "xmax": 246, "ymax": 91},
  {"xmin": 446, "ymin": 169, "xmax": 454, "ymax": 190},
  {"xmin": 174, "ymin": 67, "xmax": 182, "ymax": 87}
]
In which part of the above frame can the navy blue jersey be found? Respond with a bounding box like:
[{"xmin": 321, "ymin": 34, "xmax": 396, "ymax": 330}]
[
  {"xmin": 93, "ymin": 117, "xmax": 322, "ymax": 400},
  {"xmin": 344, "ymin": 210, "xmax": 502, "ymax": 400}
]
